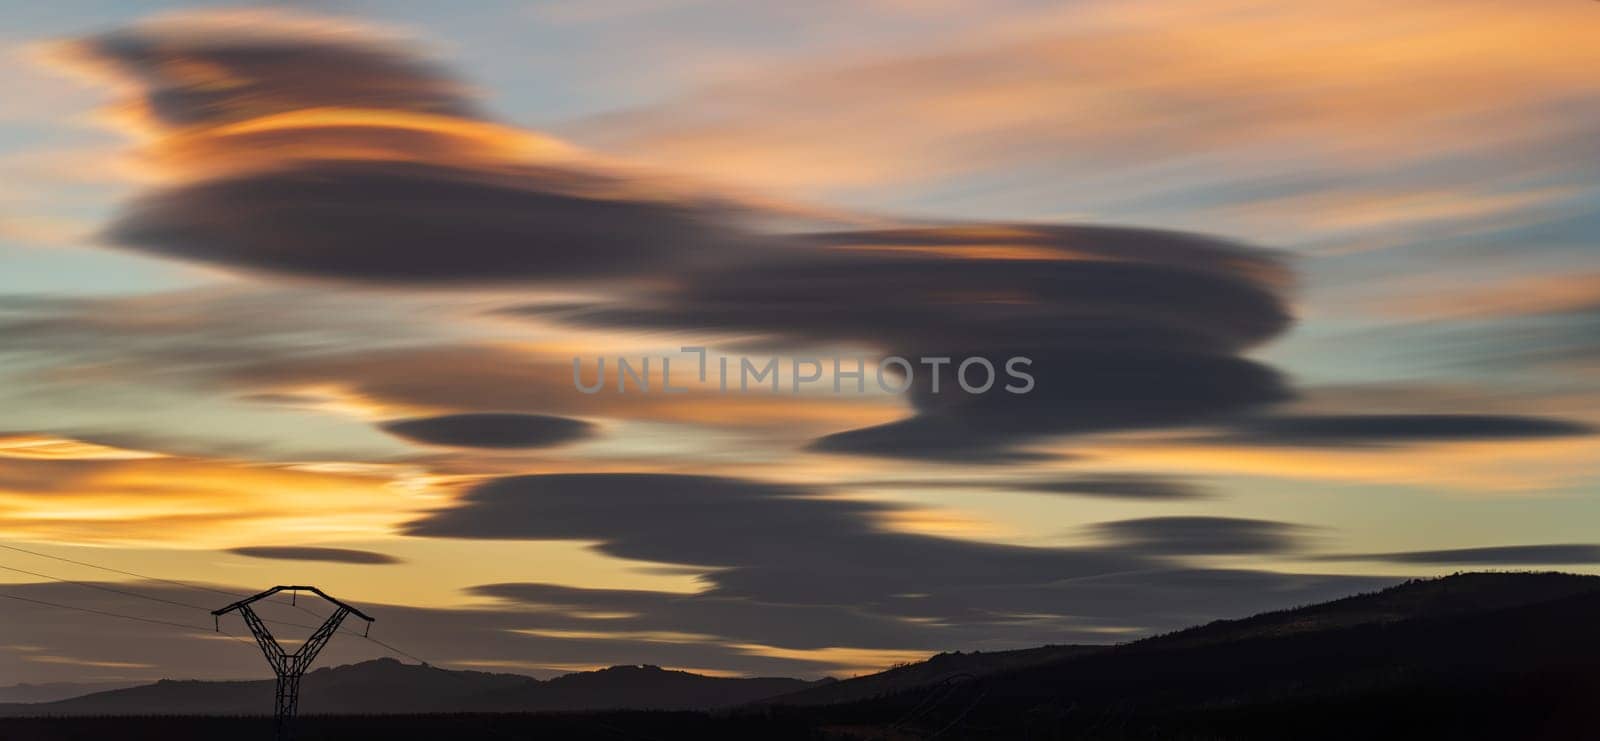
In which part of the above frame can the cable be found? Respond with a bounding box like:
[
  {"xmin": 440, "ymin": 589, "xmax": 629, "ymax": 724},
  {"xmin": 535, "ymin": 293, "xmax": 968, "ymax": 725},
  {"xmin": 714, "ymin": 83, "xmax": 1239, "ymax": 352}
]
[
  {"xmin": 361, "ymin": 634, "xmax": 435, "ymax": 666},
  {"xmin": 0, "ymin": 567, "xmax": 656, "ymax": 741},
  {"xmin": 0, "ymin": 561, "xmax": 272, "ymax": 651},
  {"xmin": 0, "ymin": 556, "xmax": 324, "ymax": 632},
  {"xmin": 250, "ymin": 588, "xmax": 435, "ymax": 664},
  {"xmin": 284, "ymin": 594, "xmax": 443, "ymax": 667},
  {"xmin": 258, "ymin": 589, "xmax": 428, "ymax": 659},
  {"xmin": 0, "ymin": 590, "xmax": 211, "ymax": 632},
  {"xmin": 0, "ymin": 562, "xmax": 215, "ymax": 611},
  {"xmin": 1, "ymin": 542, "xmax": 444, "ymax": 669},
  {"xmin": 0, "ymin": 542, "xmax": 238, "ymax": 598},
  {"xmin": 0, "ymin": 545, "xmax": 326, "ymax": 632},
  {"xmin": 0, "ymin": 588, "xmax": 292, "ymax": 667}
]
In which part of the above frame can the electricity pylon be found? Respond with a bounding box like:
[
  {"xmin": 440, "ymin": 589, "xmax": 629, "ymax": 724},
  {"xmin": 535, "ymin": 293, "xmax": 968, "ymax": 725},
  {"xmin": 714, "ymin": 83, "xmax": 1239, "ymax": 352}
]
[{"xmin": 213, "ymin": 586, "xmax": 375, "ymax": 740}]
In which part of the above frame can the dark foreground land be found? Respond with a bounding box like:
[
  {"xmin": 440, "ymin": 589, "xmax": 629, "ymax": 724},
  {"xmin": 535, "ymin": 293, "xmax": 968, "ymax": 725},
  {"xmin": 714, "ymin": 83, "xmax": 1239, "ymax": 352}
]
[
  {"xmin": 5, "ymin": 572, "xmax": 1599, "ymax": 740},
  {"xmin": 4, "ymin": 685, "xmax": 1593, "ymax": 741},
  {"xmin": 0, "ymin": 712, "xmax": 810, "ymax": 741}
]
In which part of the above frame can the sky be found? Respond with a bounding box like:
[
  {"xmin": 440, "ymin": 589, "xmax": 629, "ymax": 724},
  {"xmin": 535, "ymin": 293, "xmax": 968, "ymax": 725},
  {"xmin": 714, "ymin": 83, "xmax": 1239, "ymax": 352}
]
[{"xmin": 0, "ymin": 0, "xmax": 1597, "ymax": 684}]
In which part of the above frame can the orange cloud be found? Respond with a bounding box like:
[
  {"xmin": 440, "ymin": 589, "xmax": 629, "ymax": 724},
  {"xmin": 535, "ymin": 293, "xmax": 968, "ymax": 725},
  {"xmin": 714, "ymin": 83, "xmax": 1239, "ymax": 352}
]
[
  {"xmin": 0, "ymin": 434, "xmax": 163, "ymax": 461},
  {"xmin": 137, "ymin": 109, "xmax": 583, "ymax": 181},
  {"xmin": 587, "ymin": 0, "xmax": 1598, "ymax": 198},
  {"xmin": 1376, "ymin": 273, "xmax": 1600, "ymax": 321},
  {"xmin": 39, "ymin": 15, "xmax": 559, "ymax": 182},
  {"xmin": 0, "ymin": 450, "xmax": 426, "ymax": 546}
]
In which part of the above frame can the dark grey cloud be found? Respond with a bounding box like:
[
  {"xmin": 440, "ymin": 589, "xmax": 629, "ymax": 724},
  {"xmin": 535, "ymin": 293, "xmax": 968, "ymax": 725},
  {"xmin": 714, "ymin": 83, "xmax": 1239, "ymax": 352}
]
[
  {"xmin": 540, "ymin": 225, "xmax": 1296, "ymax": 461},
  {"xmin": 69, "ymin": 20, "xmax": 1589, "ymax": 469},
  {"xmin": 469, "ymin": 566, "xmax": 1396, "ymax": 657},
  {"xmin": 107, "ymin": 160, "xmax": 756, "ymax": 284},
  {"xmin": 380, "ymin": 413, "xmax": 593, "ymax": 449},
  {"xmin": 70, "ymin": 19, "xmax": 1308, "ymax": 462},
  {"xmin": 1319, "ymin": 544, "xmax": 1600, "ymax": 565},
  {"xmin": 1015, "ymin": 475, "xmax": 1211, "ymax": 500},
  {"xmin": 406, "ymin": 474, "xmax": 902, "ymax": 564},
  {"xmin": 401, "ymin": 472, "xmax": 1386, "ymax": 651},
  {"xmin": 541, "ymin": 226, "xmax": 1290, "ymax": 353},
  {"xmin": 845, "ymin": 474, "xmax": 1209, "ymax": 500},
  {"xmin": 808, "ymin": 348, "xmax": 1289, "ymax": 462},
  {"xmin": 1089, "ymin": 516, "xmax": 1309, "ymax": 555},
  {"xmin": 228, "ymin": 546, "xmax": 403, "ymax": 565},
  {"xmin": 72, "ymin": 25, "xmax": 478, "ymax": 130},
  {"xmin": 467, "ymin": 583, "xmax": 928, "ymax": 652},
  {"xmin": 405, "ymin": 473, "xmax": 1155, "ymax": 610},
  {"xmin": 1205, "ymin": 414, "xmax": 1594, "ymax": 447},
  {"xmin": 67, "ymin": 22, "xmax": 777, "ymax": 286}
]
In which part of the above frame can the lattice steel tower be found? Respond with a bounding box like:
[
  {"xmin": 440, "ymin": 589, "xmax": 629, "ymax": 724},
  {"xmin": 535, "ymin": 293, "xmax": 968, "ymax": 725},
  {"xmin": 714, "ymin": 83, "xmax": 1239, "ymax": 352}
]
[{"xmin": 213, "ymin": 586, "xmax": 375, "ymax": 740}]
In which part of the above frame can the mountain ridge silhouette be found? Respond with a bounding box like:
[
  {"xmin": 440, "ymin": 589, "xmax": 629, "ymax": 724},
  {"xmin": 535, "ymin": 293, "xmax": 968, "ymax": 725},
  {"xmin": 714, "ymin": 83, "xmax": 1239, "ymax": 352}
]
[
  {"xmin": 8, "ymin": 571, "xmax": 1600, "ymax": 740},
  {"xmin": 0, "ymin": 658, "xmax": 823, "ymax": 716}
]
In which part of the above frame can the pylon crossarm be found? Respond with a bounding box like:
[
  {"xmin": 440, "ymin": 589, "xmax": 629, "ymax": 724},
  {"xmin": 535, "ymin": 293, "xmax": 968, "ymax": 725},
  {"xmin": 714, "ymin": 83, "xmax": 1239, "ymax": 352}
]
[{"xmin": 212, "ymin": 585, "xmax": 375, "ymax": 623}]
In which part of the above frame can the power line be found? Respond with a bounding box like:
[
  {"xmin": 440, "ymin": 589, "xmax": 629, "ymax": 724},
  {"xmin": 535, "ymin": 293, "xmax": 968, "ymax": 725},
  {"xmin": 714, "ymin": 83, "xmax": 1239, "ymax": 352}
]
[
  {"xmin": 239, "ymin": 589, "xmax": 422, "ymax": 655},
  {"xmin": 0, "ymin": 542, "xmax": 237, "ymax": 598},
  {"xmin": 0, "ymin": 560, "xmax": 332, "ymax": 649},
  {"xmin": 0, "ymin": 542, "xmax": 442, "ymax": 668},
  {"xmin": 362, "ymin": 634, "xmax": 434, "ymax": 666},
  {"xmin": 0, "ymin": 588, "xmax": 287, "ymax": 667},
  {"xmin": 0, "ymin": 589, "xmax": 211, "ymax": 632},
  {"xmin": 0, "ymin": 562, "xmax": 215, "ymax": 611},
  {"xmin": 0, "ymin": 589, "xmax": 644, "ymax": 741},
  {"xmin": 0, "ymin": 544, "xmax": 355, "ymax": 634},
  {"xmin": 0, "ymin": 562, "xmax": 425, "ymax": 663},
  {"xmin": 0, "ymin": 556, "xmax": 326, "ymax": 632},
  {"xmin": 0, "ymin": 559, "xmax": 656, "ymax": 741}
]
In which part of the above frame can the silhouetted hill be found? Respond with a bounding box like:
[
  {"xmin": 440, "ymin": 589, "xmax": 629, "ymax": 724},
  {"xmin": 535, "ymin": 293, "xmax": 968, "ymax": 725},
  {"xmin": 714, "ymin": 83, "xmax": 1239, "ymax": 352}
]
[
  {"xmin": 0, "ymin": 681, "xmax": 141, "ymax": 704},
  {"xmin": 1141, "ymin": 570, "xmax": 1600, "ymax": 649},
  {"xmin": 0, "ymin": 658, "xmax": 820, "ymax": 716},
  {"xmin": 761, "ymin": 571, "xmax": 1600, "ymax": 712},
  {"xmin": 759, "ymin": 644, "xmax": 1103, "ymax": 707},
  {"xmin": 464, "ymin": 664, "xmax": 820, "ymax": 712},
  {"xmin": 7, "ymin": 573, "xmax": 1600, "ymax": 740},
  {"xmin": 772, "ymin": 572, "xmax": 1600, "ymax": 739}
]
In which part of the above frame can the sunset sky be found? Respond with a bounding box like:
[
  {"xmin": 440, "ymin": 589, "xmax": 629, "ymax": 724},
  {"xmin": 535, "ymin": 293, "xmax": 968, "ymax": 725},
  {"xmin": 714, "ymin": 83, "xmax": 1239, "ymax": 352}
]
[{"xmin": 1, "ymin": 0, "xmax": 1598, "ymax": 684}]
